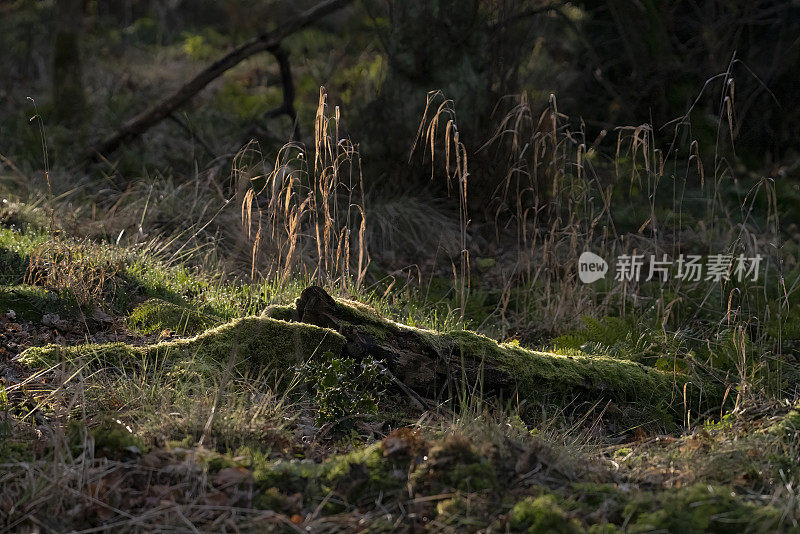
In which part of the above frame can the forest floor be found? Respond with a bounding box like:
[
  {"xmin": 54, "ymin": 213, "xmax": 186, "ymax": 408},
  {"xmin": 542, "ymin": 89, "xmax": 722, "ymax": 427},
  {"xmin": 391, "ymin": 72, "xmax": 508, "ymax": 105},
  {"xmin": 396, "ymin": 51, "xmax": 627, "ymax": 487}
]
[
  {"xmin": 1, "ymin": 201, "xmax": 800, "ymax": 533},
  {"xmin": 2, "ymin": 3, "xmax": 799, "ymax": 531}
]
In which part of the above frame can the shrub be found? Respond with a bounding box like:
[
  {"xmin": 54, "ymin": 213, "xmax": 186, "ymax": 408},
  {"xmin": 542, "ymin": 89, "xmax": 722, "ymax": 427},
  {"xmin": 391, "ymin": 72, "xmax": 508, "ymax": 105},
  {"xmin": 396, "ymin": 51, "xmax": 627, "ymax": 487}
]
[{"xmin": 301, "ymin": 351, "xmax": 388, "ymax": 429}]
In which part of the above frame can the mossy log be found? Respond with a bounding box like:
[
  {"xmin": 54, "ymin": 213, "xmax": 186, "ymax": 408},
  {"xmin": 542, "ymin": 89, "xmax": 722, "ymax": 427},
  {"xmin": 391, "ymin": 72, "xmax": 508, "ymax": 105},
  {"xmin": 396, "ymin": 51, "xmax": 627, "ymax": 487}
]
[
  {"xmin": 292, "ymin": 286, "xmax": 718, "ymax": 425},
  {"xmin": 16, "ymin": 285, "xmax": 720, "ymax": 425},
  {"xmin": 20, "ymin": 316, "xmax": 345, "ymax": 377}
]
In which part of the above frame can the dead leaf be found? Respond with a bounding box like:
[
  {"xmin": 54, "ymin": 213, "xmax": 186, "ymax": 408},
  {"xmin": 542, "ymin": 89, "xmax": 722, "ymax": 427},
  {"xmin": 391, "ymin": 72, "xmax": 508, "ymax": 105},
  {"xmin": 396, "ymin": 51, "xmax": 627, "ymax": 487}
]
[
  {"xmin": 202, "ymin": 491, "xmax": 231, "ymax": 506},
  {"xmin": 679, "ymin": 437, "xmax": 703, "ymax": 454},
  {"xmin": 92, "ymin": 307, "xmax": 114, "ymax": 323},
  {"xmin": 212, "ymin": 466, "xmax": 251, "ymax": 489}
]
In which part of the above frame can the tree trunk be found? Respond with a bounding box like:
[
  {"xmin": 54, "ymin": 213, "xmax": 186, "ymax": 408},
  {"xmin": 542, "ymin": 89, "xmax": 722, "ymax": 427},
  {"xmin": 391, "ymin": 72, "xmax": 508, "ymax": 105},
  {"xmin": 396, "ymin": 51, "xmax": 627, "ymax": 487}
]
[{"xmin": 52, "ymin": 0, "xmax": 87, "ymax": 127}]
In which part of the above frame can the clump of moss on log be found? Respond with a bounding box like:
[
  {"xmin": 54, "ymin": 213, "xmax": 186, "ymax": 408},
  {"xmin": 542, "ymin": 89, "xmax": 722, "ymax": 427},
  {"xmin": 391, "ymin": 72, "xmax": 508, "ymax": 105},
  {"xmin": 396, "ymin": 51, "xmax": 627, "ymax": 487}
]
[
  {"xmin": 127, "ymin": 298, "xmax": 223, "ymax": 335},
  {"xmin": 19, "ymin": 316, "xmax": 346, "ymax": 378},
  {"xmin": 290, "ymin": 286, "xmax": 721, "ymax": 426}
]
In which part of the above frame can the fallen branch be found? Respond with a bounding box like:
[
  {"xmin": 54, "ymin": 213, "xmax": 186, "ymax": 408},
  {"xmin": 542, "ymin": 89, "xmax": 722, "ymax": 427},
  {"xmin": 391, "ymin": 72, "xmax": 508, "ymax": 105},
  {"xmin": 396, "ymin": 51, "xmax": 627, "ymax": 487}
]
[
  {"xmin": 85, "ymin": 0, "xmax": 351, "ymax": 162},
  {"xmin": 289, "ymin": 286, "xmax": 721, "ymax": 428}
]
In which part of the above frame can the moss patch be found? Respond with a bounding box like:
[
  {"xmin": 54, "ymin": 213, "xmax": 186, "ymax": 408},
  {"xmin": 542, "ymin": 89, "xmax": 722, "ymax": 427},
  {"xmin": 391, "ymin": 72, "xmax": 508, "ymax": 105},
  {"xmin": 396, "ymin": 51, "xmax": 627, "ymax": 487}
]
[
  {"xmin": 408, "ymin": 434, "xmax": 497, "ymax": 495},
  {"xmin": 510, "ymin": 495, "xmax": 583, "ymax": 534},
  {"xmin": 19, "ymin": 316, "xmax": 346, "ymax": 377},
  {"xmin": 253, "ymin": 442, "xmax": 407, "ymax": 509},
  {"xmin": 68, "ymin": 419, "xmax": 147, "ymax": 460},
  {"xmin": 768, "ymin": 404, "xmax": 800, "ymax": 438},
  {"xmin": 127, "ymin": 298, "xmax": 223, "ymax": 335},
  {"xmin": 260, "ymin": 304, "xmax": 295, "ymax": 322},
  {"xmin": 624, "ymin": 484, "xmax": 780, "ymax": 533},
  {"xmin": 449, "ymin": 329, "xmax": 690, "ymax": 406}
]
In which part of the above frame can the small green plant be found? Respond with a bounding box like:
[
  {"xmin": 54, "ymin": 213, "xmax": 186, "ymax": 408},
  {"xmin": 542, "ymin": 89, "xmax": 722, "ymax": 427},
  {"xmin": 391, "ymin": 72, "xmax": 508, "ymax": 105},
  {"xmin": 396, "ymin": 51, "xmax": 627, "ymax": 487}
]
[
  {"xmin": 302, "ymin": 351, "xmax": 388, "ymax": 429},
  {"xmin": 0, "ymin": 379, "xmax": 10, "ymax": 438},
  {"xmin": 702, "ymin": 412, "xmax": 735, "ymax": 432},
  {"xmin": 0, "ymin": 378, "xmax": 7, "ymax": 413}
]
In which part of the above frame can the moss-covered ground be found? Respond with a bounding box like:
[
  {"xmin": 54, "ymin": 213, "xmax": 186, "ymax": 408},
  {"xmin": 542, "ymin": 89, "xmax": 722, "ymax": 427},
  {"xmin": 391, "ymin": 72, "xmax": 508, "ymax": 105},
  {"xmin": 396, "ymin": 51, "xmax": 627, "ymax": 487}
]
[{"xmin": 0, "ymin": 208, "xmax": 798, "ymax": 533}]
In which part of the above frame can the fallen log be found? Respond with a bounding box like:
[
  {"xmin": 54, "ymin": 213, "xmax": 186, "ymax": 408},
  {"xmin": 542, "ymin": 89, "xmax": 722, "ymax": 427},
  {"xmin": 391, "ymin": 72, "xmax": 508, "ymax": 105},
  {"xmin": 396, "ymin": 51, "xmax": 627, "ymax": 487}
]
[
  {"xmin": 283, "ymin": 286, "xmax": 722, "ymax": 427},
  {"xmin": 17, "ymin": 285, "xmax": 723, "ymax": 430},
  {"xmin": 294, "ymin": 286, "xmax": 514, "ymax": 398}
]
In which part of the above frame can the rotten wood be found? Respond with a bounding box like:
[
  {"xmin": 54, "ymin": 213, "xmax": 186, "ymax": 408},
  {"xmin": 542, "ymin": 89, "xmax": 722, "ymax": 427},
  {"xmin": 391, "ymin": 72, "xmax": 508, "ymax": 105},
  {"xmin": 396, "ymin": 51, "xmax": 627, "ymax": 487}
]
[
  {"xmin": 296, "ymin": 286, "xmax": 514, "ymax": 401},
  {"xmin": 85, "ymin": 0, "xmax": 351, "ymax": 162}
]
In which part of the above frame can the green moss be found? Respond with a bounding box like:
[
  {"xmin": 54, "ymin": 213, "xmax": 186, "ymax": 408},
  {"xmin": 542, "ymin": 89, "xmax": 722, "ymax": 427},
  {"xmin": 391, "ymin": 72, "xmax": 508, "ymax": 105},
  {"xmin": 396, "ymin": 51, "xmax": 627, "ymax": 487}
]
[
  {"xmin": 326, "ymin": 297, "xmax": 712, "ymax": 426},
  {"xmin": 19, "ymin": 316, "xmax": 346, "ymax": 377},
  {"xmin": 253, "ymin": 443, "xmax": 406, "ymax": 508},
  {"xmin": 253, "ymin": 486, "xmax": 296, "ymax": 512},
  {"xmin": 20, "ymin": 342, "xmax": 141, "ymax": 368},
  {"xmin": 625, "ymin": 484, "xmax": 780, "ymax": 533},
  {"xmin": 260, "ymin": 304, "xmax": 295, "ymax": 322},
  {"xmin": 510, "ymin": 495, "xmax": 583, "ymax": 534},
  {"xmin": 409, "ymin": 435, "xmax": 497, "ymax": 494},
  {"xmin": 79, "ymin": 419, "xmax": 146, "ymax": 458},
  {"xmin": 321, "ymin": 442, "xmax": 405, "ymax": 501},
  {"xmin": 127, "ymin": 298, "xmax": 222, "ymax": 335},
  {"xmin": 334, "ymin": 297, "xmax": 396, "ymax": 330},
  {"xmin": 447, "ymin": 329, "xmax": 704, "ymax": 426},
  {"xmin": 435, "ymin": 495, "xmax": 491, "ymax": 529},
  {"xmin": 768, "ymin": 405, "xmax": 800, "ymax": 438},
  {"xmin": 254, "ymin": 458, "xmax": 322, "ymax": 497}
]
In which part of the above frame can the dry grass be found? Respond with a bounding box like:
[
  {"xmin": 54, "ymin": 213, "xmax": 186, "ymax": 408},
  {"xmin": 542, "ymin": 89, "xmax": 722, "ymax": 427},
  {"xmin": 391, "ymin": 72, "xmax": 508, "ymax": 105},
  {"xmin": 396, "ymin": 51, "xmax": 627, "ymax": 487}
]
[
  {"xmin": 239, "ymin": 88, "xmax": 369, "ymax": 295},
  {"xmin": 411, "ymin": 91, "xmax": 472, "ymax": 321},
  {"xmin": 0, "ymin": 446, "xmax": 302, "ymax": 532},
  {"xmin": 24, "ymin": 238, "xmax": 120, "ymax": 310}
]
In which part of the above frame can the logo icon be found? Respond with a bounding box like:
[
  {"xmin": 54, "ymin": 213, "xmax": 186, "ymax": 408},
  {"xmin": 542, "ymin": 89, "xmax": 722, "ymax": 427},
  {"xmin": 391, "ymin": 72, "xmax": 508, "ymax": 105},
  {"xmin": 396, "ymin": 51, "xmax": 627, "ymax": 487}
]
[{"xmin": 578, "ymin": 251, "xmax": 608, "ymax": 284}]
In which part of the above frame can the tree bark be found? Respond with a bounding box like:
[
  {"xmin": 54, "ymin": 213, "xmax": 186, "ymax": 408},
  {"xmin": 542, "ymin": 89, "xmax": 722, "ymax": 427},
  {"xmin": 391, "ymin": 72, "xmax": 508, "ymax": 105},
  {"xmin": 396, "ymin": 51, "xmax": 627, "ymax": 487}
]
[
  {"xmin": 85, "ymin": 0, "xmax": 351, "ymax": 162},
  {"xmin": 295, "ymin": 286, "xmax": 514, "ymax": 400}
]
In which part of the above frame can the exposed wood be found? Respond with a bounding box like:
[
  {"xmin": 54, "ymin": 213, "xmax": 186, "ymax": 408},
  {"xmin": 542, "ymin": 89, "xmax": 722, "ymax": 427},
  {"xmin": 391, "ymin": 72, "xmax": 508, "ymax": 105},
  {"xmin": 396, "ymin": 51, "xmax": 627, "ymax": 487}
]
[
  {"xmin": 296, "ymin": 286, "xmax": 515, "ymax": 400},
  {"xmin": 85, "ymin": 0, "xmax": 351, "ymax": 162}
]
